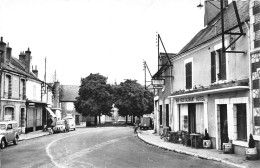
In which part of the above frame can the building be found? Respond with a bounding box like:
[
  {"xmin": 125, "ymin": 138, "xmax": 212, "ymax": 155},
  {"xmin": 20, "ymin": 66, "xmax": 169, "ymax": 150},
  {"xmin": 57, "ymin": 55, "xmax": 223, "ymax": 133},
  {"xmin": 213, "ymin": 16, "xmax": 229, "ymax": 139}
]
[
  {"xmin": 59, "ymin": 85, "xmax": 85, "ymax": 125},
  {"xmin": 153, "ymin": 1, "xmax": 260, "ymax": 155},
  {"xmin": 0, "ymin": 37, "xmax": 55, "ymax": 133}
]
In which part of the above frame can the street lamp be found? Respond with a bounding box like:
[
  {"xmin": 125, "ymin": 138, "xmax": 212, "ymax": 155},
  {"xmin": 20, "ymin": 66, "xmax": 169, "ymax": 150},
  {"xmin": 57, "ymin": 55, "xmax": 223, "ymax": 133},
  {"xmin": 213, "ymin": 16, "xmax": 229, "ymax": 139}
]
[{"xmin": 197, "ymin": 0, "xmax": 203, "ymax": 9}]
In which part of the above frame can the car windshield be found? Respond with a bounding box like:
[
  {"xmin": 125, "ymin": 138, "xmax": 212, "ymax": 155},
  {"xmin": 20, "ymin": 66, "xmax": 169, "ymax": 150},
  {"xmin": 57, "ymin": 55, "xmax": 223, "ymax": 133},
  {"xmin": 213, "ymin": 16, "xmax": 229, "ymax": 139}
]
[
  {"xmin": 0, "ymin": 124, "xmax": 6, "ymax": 130},
  {"xmin": 56, "ymin": 121, "xmax": 64, "ymax": 125}
]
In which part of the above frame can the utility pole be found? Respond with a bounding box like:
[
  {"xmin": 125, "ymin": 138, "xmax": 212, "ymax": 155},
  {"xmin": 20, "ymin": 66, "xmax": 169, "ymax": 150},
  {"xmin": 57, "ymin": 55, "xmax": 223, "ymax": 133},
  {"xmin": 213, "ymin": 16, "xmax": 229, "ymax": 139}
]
[
  {"xmin": 44, "ymin": 57, "xmax": 47, "ymax": 93},
  {"xmin": 143, "ymin": 60, "xmax": 146, "ymax": 89}
]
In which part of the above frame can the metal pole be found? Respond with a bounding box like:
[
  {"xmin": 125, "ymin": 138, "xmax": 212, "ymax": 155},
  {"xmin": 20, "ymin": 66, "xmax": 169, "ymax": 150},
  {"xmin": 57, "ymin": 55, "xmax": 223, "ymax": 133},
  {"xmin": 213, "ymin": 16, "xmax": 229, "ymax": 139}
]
[
  {"xmin": 221, "ymin": 0, "xmax": 225, "ymax": 53},
  {"xmin": 145, "ymin": 62, "xmax": 146, "ymax": 89}
]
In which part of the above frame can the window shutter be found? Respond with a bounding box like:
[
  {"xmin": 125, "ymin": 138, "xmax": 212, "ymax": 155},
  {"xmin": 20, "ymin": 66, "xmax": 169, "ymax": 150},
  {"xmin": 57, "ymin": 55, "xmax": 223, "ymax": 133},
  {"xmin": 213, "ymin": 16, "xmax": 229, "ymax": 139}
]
[
  {"xmin": 211, "ymin": 51, "xmax": 216, "ymax": 83},
  {"xmin": 220, "ymin": 49, "xmax": 226, "ymax": 80},
  {"xmin": 186, "ymin": 62, "xmax": 192, "ymax": 89}
]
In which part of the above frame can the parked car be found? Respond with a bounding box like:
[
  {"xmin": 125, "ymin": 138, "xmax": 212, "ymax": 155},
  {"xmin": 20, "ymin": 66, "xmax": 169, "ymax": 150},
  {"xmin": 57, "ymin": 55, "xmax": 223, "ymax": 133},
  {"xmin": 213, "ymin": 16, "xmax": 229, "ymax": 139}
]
[
  {"xmin": 140, "ymin": 117, "xmax": 153, "ymax": 130},
  {"xmin": 116, "ymin": 119, "xmax": 126, "ymax": 125},
  {"xmin": 0, "ymin": 120, "xmax": 20, "ymax": 149},
  {"xmin": 63, "ymin": 116, "xmax": 76, "ymax": 131},
  {"xmin": 53, "ymin": 120, "xmax": 68, "ymax": 133}
]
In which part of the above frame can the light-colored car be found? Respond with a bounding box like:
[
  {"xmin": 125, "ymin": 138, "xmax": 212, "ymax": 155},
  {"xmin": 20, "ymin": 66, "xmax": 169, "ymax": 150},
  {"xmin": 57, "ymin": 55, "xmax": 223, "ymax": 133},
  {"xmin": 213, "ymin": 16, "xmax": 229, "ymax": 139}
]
[
  {"xmin": 0, "ymin": 120, "xmax": 20, "ymax": 149},
  {"xmin": 53, "ymin": 120, "xmax": 68, "ymax": 133},
  {"xmin": 63, "ymin": 117, "xmax": 76, "ymax": 131},
  {"xmin": 116, "ymin": 120, "xmax": 126, "ymax": 125}
]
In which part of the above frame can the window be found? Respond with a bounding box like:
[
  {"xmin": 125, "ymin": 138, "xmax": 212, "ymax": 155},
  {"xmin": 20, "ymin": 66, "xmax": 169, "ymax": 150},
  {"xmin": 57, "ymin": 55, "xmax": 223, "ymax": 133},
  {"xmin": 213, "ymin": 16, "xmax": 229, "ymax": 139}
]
[
  {"xmin": 166, "ymin": 104, "xmax": 169, "ymax": 127},
  {"xmin": 4, "ymin": 107, "xmax": 14, "ymax": 120},
  {"xmin": 237, "ymin": 104, "xmax": 247, "ymax": 141},
  {"xmin": 20, "ymin": 79, "xmax": 26, "ymax": 100},
  {"xmin": 5, "ymin": 75, "xmax": 12, "ymax": 98},
  {"xmin": 211, "ymin": 49, "xmax": 226, "ymax": 83},
  {"xmin": 159, "ymin": 105, "xmax": 162, "ymax": 125},
  {"xmin": 185, "ymin": 62, "xmax": 192, "ymax": 89}
]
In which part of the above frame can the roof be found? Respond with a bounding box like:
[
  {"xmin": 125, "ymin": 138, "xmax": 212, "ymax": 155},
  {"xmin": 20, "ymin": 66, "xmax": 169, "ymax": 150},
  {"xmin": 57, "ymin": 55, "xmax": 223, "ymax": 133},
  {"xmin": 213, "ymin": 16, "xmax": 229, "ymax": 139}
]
[
  {"xmin": 178, "ymin": 1, "xmax": 249, "ymax": 55},
  {"xmin": 152, "ymin": 53, "xmax": 176, "ymax": 79},
  {"xmin": 1, "ymin": 57, "xmax": 42, "ymax": 82},
  {"xmin": 60, "ymin": 85, "xmax": 79, "ymax": 102}
]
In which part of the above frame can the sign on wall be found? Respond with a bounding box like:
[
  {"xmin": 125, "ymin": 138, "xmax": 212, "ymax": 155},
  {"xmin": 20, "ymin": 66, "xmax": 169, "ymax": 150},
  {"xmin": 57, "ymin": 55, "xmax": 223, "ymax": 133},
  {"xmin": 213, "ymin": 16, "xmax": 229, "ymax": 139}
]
[
  {"xmin": 152, "ymin": 79, "xmax": 165, "ymax": 85},
  {"xmin": 175, "ymin": 95, "xmax": 207, "ymax": 104}
]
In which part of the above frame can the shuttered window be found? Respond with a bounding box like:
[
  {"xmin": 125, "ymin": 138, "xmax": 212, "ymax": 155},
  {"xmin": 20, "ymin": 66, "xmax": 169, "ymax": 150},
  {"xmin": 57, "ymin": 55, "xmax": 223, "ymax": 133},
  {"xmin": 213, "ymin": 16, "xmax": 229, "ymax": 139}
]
[
  {"xmin": 159, "ymin": 105, "xmax": 162, "ymax": 125},
  {"xmin": 166, "ymin": 104, "xmax": 169, "ymax": 127},
  {"xmin": 211, "ymin": 51, "xmax": 216, "ymax": 83},
  {"xmin": 186, "ymin": 62, "xmax": 192, "ymax": 89},
  {"xmin": 218, "ymin": 49, "xmax": 226, "ymax": 80}
]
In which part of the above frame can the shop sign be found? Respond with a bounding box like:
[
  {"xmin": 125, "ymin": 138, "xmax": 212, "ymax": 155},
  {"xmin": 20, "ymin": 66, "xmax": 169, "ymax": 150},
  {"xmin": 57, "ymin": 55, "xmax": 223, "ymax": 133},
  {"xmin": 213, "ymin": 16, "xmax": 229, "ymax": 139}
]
[
  {"xmin": 28, "ymin": 103, "xmax": 35, "ymax": 107},
  {"xmin": 176, "ymin": 95, "xmax": 206, "ymax": 103},
  {"xmin": 152, "ymin": 79, "xmax": 165, "ymax": 85}
]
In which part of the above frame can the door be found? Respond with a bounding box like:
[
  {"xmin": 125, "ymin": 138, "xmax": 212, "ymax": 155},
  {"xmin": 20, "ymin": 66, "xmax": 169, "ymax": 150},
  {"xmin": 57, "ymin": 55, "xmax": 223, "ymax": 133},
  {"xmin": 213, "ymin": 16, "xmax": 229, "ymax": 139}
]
[
  {"xmin": 220, "ymin": 104, "xmax": 228, "ymax": 149},
  {"xmin": 237, "ymin": 104, "xmax": 247, "ymax": 141},
  {"xmin": 188, "ymin": 104, "xmax": 196, "ymax": 133},
  {"xmin": 6, "ymin": 124, "xmax": 13, "ymax": 142}
]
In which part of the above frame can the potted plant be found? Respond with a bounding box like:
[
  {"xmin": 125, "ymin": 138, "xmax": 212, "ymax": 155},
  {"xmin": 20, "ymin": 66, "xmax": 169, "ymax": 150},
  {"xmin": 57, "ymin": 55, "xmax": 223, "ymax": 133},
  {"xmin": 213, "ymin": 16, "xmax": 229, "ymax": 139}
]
[
  {"xmin": 246, "ymin": 134, "xmax": 258, "ymax": 160},
  {"xmin": 223, "ymin": 137, "xmax": 234, "ymax": 154},
  {"xmin": 203, "ymin": 129, "xmax": 211, "ymax": 149}
]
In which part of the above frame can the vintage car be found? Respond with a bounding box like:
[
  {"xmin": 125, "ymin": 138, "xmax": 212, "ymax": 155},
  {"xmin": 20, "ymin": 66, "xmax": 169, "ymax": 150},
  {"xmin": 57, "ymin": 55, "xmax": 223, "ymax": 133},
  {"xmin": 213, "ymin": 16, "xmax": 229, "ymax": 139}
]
[
  {"xmin": 0, "ymin": 120, "xmax": 20, "ymax": 149},
  {"xmin": 53, "ymin": 120, "xmax": 69, "ymax": 133},
  {"xmin": 63, "ymin": 116, "xmax": 76, "ymax": 131}
]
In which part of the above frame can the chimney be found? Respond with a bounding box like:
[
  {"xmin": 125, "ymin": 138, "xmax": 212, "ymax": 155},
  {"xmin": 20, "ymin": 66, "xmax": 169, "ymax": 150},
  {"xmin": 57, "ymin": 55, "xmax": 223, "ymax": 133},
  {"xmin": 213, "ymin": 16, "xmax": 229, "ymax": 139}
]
[
  {"xmin": 25, "ymin": 48, "xmax": 32, "ymax": 73},
  {"xmin": 32, "ymin": 65, "xmax": 38, "ymax": 77},
  {"xmin": 204, "ymin": 0, "xmax": 229, "ymax": 26},
  {"xmin": 0, "ymin": 37, "xmax": 6, "ymax": 63},
  {"xmin": 6, "ymin": 43, "xmax": 12, "ymax": 62},
  {"xmin": 19, "ymin": 51, "xmax": 26, "ymax": 64}
]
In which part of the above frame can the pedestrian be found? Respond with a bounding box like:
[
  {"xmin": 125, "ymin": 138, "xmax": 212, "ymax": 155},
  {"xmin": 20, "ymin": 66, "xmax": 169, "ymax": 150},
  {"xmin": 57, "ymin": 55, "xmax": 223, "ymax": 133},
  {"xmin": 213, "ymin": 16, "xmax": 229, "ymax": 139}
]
[
  {"xmin": 47, "ymin": 117, "xmax": 53, "ymax": 135},
  {"xmin": 134, "ymin": 117, "xmax": 140, "ymax": 134}
]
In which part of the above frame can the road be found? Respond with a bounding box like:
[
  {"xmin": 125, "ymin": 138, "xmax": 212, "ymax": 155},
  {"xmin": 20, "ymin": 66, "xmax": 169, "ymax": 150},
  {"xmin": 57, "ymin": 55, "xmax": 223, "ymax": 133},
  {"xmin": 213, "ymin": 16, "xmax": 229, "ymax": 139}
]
[{"xmin": 0, "ymin": 127, "xmax": 235, "ymax": 168}]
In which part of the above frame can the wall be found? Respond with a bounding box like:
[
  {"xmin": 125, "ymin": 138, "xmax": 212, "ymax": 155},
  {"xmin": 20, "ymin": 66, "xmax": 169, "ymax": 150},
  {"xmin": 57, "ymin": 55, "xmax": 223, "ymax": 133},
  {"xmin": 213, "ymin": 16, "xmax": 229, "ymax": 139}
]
[
  {"xmin": 26, "ymin": 80, "xmax": 42, "ymax": 101},
  {"xmin": 172, "ymin": 29, "xmax": 249, "ymax": 92}
]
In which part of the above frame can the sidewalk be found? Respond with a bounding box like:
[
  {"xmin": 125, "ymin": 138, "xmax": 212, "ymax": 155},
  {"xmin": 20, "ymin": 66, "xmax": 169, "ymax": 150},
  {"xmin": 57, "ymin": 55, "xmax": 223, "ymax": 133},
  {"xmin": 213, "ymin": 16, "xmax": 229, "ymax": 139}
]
[
  {"xmin": 138, "ymin": 130, "xmax": 260, "ymax": 168},
  {"xmin": 19, "ymin": 125, "xmax": 88, "ymax": 141},
  {"xmin": 19, "ymin": 130, "xmax": 49, "ymax": 141}
]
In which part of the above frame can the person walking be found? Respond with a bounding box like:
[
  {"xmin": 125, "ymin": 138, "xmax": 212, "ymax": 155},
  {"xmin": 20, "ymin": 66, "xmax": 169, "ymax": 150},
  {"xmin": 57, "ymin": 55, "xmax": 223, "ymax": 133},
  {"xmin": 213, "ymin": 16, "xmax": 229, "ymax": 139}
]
[{"xmin": 134, "ymin": 117, "xmax": 140, "ymax": 134}]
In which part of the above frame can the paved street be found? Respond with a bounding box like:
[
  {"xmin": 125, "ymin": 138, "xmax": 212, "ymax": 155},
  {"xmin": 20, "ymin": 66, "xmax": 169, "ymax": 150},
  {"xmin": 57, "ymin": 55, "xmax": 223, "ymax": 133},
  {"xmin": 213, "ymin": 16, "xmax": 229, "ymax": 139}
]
[{"xmin": 0, "ymin": 127, "xmax": 235, "ymax": 168}]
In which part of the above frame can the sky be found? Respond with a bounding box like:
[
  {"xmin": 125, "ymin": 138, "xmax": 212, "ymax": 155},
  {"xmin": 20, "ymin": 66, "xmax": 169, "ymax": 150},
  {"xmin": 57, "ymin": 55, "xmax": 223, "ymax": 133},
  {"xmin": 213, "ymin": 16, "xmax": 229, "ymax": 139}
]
[{"xmin": 0, "ymin": 0, "xmax": 205, "ymax": 86}]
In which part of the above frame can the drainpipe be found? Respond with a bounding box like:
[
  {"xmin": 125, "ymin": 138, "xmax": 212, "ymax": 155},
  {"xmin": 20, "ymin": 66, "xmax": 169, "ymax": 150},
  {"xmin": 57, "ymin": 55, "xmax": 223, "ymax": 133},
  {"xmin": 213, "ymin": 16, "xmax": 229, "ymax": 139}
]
[{"xmin": 245, "ymin": 21, "xmax": 253, "ymax": 134}]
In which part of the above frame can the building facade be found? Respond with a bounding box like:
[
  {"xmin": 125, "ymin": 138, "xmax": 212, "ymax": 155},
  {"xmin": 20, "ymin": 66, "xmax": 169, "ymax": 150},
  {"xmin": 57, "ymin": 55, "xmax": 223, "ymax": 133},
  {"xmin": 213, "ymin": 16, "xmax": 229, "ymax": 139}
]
[
  {"xmin": 153, "ymin": 1, "xmax": 259, "ymax": 155},
  {"xmin": 0, "ymin": 37, "xmax": 55, "ymax": 133}
]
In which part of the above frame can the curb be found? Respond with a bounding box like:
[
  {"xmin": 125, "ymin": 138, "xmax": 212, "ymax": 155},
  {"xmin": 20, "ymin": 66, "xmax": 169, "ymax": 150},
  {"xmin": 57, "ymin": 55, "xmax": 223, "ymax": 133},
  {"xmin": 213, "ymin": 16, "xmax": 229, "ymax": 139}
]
[{"xmin": 137, "ymin": 133, "xmax": 246, "ymax": 168}]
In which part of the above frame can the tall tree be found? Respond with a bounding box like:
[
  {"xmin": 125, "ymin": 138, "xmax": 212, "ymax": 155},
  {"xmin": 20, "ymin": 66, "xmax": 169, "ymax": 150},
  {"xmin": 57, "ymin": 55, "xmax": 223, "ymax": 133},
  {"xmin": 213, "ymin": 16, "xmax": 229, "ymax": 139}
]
[
  {"xmin": 74, "ymin": 73, "xmax": 113, "ymax": 125},
  {"xmin": 115, "ymin": 79, "xmax": 154, "ymax": 122}
]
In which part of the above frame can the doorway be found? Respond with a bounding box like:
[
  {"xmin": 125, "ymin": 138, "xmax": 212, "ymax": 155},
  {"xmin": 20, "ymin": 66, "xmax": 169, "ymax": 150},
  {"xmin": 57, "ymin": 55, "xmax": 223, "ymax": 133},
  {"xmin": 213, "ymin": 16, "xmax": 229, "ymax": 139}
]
[
  {"xmin": 188, "ymin": 104, "xmax": 196, "ymax": 133},
  {"xmin": 220, "ymin": 104, "xmax": 228, "ymax": 149}
]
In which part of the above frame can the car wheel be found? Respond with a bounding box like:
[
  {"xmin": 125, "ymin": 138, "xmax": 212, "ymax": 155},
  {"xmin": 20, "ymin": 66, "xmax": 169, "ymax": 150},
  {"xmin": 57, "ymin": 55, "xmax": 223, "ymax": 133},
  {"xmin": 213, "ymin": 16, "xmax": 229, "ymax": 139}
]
[
  {"xmin": 1, "ymin": 139, "xmax": 6, "ymax": 149},
  {"xmin": 74, "ymin": 128, "xmax": 76, "ymax": 131},
  {"xmin": 13, "ymin": 136, "xmax": 18, "ymax": 145}
]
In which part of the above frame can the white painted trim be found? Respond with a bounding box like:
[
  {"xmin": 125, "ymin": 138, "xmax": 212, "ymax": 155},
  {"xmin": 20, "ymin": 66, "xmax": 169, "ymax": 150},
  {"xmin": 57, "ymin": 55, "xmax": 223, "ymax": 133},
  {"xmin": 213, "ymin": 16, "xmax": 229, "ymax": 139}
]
[
  {"xmin": 169, "ymin": 86, "xmax": 249, "ymax": 98},
  {"xmin": 1, "ymin": 98, "xmax": 26, "ymax": 102},
  {"xmin": 233, "ymin": 140, "xmax": 248, "ymax": 147}
]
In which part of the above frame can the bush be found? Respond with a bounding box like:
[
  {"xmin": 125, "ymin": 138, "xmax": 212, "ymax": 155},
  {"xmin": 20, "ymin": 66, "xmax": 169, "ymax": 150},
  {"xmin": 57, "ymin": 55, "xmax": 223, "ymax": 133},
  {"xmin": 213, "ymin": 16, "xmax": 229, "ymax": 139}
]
[{"xmin": 203, "ymin": 129, "xmax": 210, "ymax": 140}]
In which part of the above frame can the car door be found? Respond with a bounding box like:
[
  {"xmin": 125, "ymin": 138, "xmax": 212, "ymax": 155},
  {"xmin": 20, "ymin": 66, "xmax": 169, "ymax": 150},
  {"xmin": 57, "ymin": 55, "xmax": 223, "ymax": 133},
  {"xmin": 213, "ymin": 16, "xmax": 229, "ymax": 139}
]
[{"xmin": 6, "ymin": 124, "xmax": 13, "ymax": 142}]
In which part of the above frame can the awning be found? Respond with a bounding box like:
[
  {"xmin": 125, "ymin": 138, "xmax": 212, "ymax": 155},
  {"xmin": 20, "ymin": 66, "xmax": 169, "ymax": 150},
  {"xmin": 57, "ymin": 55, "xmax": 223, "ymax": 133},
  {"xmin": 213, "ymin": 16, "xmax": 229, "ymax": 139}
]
[{"xmin": 45, "ymin": 107, "xmax": 56, "ymax": 117}]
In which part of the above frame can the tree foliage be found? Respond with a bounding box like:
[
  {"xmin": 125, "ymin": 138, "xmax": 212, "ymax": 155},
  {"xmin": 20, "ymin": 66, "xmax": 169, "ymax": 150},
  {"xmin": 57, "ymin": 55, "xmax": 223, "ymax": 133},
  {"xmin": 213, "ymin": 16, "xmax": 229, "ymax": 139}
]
[
  {"xmin": 114, "ymin": 79, "xmax": 154, "ymax": 117},
  {"xmin": 74, "ymin": 73, "xmax": 113, "ymax": 118}
]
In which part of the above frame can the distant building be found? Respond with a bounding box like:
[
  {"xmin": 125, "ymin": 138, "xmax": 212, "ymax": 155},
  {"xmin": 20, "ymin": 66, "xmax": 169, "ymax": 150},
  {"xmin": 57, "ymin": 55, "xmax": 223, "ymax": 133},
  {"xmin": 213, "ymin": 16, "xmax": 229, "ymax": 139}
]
[{"xmin": 59, "ymin": 85, "xmax": 85, "ymax": 125}]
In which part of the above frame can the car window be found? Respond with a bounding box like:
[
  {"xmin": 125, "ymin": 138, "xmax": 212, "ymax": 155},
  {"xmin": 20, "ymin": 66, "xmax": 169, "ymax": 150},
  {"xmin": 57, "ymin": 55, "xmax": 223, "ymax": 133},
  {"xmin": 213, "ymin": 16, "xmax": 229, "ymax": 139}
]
[
  {"xmin": 7, "ymin": 124, "xmax": 12, "ymax": 129},
  {"xmin": 0, "ymin": 124, "xmax": 6, "ymax": 130}
]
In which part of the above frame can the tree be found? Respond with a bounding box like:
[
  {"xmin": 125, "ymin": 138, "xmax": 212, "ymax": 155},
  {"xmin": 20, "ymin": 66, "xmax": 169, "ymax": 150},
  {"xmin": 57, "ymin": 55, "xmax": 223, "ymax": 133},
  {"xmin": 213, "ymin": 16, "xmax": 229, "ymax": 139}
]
[
  {"xmin": 74, "ymin": 73, "xmax": 113, "ymax": 125},
  {"xmin": 114, "ymin": 79, "xmax": 154, "ymax": 122}
]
